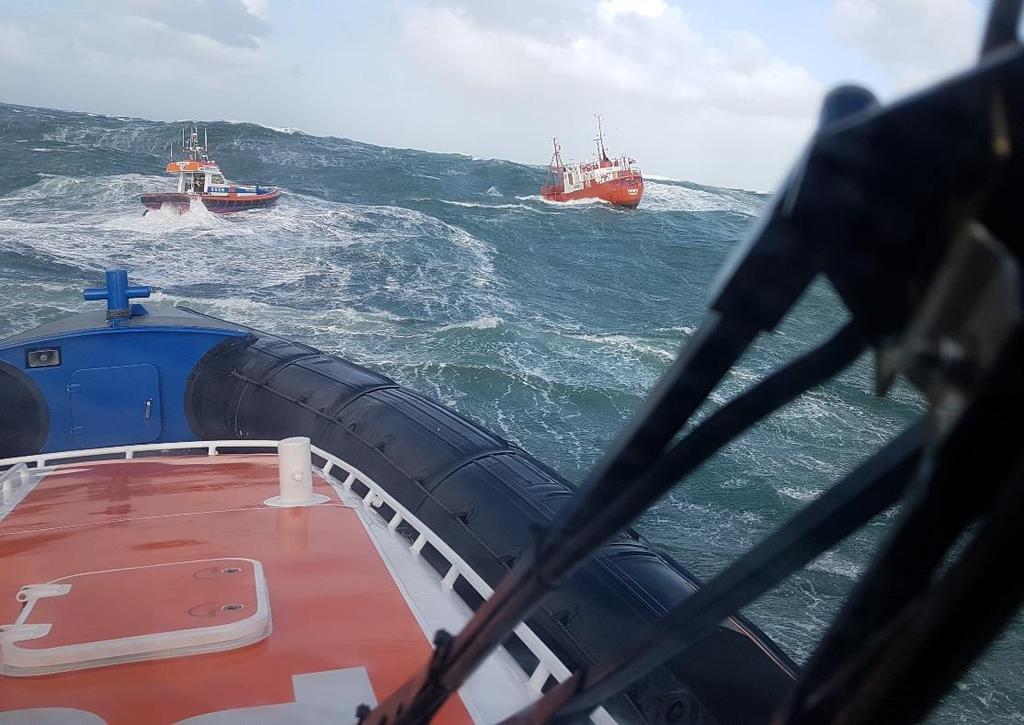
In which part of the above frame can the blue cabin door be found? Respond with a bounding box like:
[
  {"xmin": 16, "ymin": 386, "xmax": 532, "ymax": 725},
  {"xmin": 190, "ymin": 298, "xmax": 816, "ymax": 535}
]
[{"xmin": 69, "ymin": 364, "xmax": 162, "ymax": 448}]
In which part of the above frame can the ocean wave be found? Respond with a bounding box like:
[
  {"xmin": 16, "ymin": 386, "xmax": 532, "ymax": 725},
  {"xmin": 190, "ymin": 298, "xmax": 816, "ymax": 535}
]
[
  {"xmin": 566, "ymin": 332, "xmax": 676, "ymax": 362},
  {"xmin": 438, "ymin": 199, "xmax": 549, "ymax": 214},
  {"xmin": 217, "ymin": 119, "xmax": 305, "ymax": 135},
  {"xmin": 641, "ymin": 180, "xmax": 765, "ymax": 215},
  {"xmin": 807, "ymin": 551, "xmax": 863, "ymax": 579},
  {"xmin": 775, "ymin": 485, "xmax": 820, "ymax": 502},
  {"xmin": 437, "ymin": 315, "xmax": 504, "ymax": 331},
  {"xmin": 521, "ymin": 194, "xmax": 610, "ymax": 207},
  {"xmin": 0, "ymin": 174, "xmax": 502, "ymax": 322}
]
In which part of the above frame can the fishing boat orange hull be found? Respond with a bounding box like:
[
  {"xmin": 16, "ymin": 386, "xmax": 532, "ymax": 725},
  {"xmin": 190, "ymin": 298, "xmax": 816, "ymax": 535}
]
[{"xmin": 541, "ymin": 172, "xmax": 644, "ymax": 208}]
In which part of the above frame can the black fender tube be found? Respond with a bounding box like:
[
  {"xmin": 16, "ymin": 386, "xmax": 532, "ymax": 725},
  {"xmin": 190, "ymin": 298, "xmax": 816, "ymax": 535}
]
[
  {"xmin": 185, "ymin": 332, "xmax": 798, "ymax": 724},
  {"xmin": 0, "ymin": 361, "xmax": 48, "ymax": 458}
]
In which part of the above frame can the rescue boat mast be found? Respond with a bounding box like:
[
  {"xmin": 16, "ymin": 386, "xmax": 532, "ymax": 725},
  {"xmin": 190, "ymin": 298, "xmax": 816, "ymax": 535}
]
[{"xmin": 179, "ymin": 125, "xmax": 210, "ymax": 162}]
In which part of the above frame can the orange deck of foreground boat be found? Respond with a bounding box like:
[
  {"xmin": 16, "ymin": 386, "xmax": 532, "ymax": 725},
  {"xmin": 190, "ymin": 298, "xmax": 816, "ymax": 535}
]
[{"xmin": 0, "ymin": 455, "xmax": 471, "ymax": 724}]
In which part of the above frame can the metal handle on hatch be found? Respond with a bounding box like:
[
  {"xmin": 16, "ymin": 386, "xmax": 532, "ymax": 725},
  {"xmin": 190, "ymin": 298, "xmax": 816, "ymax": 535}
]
[{"xmin": 145, "ymin": 399, "xmax": 153, "ymax": 420}]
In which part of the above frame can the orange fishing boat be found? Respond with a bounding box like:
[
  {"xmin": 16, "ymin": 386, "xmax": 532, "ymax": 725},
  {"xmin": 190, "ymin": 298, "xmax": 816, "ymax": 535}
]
[{"xmin": 540, "ymin": 116, "xmax": 644, "ymax": 208}]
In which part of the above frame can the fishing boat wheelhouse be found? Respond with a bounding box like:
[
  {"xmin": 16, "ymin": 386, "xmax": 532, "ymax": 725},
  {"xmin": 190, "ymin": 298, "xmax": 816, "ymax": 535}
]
[{"xmin": 141, "ymin": 127, "xmax": 280, "ymax": 214}]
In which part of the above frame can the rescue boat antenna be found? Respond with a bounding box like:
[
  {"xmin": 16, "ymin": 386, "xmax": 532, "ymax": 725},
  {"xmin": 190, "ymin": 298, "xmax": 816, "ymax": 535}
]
[{"xmin": 595, "ymin": 113, "xmax": 609, "ymax": 162}]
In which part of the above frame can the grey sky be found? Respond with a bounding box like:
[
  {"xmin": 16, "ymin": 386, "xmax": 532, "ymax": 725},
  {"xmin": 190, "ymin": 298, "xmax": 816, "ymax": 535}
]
[{"xmin": 0, "ymin": 0, "xmax": 984, "ymax": 189}]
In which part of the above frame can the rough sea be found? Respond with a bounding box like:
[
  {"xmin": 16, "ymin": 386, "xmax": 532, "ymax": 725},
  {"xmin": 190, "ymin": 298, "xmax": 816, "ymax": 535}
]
[{"xmin": 0, "ymin": 100, "xmax": 1019, "ymax": 723}]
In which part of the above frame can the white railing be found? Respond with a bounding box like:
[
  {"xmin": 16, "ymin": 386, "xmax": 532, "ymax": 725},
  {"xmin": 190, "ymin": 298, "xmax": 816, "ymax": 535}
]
[
  {"xmin": 0, "ymin": 440, "xmax": 614, "ymax": 725},
  {"xmin": 0, "ymin": 463, "xmax": 34, "ymax": 521}
]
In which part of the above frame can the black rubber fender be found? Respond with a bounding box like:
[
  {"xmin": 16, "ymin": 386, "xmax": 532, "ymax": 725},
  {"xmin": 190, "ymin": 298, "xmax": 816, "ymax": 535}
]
[{"xmin": 0, "ymin": 361, "xmax": 48, "ymax": 458}]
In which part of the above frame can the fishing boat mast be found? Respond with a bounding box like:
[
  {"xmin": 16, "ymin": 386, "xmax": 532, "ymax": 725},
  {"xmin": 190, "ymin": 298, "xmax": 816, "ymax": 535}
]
[
  {"xmin": 594, "ymin": 113, "xmax": 609, "ymax": 163},
  {"xmin": 549, "ymin": 137, "xmax": 564, "ymax": 171}
]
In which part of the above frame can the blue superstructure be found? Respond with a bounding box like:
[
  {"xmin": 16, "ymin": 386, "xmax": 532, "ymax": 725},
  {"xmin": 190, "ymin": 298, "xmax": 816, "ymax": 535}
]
[{"xmin": 0, "ymin": 270, "xmax": 246, "ymax": 453}]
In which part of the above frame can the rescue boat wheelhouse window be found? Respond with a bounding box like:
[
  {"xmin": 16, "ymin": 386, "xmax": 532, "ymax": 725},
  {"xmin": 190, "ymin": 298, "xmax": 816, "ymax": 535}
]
[{"xmin": 211, "ymin": 174, "xmax": 224, "ymax": 185}]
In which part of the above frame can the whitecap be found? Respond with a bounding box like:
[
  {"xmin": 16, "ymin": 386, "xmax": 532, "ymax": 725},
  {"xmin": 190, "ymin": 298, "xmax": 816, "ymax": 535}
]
[
  {"xmin": 775, "ymin": 486, "xmax": 820, "ymax": 501},
  {"xmin": 437, "ymin": 315, "xmax": 503, "ymax": 332},
  {"xmin": 641, "ymin": 180, "xmax": 765, "ymax": 216}
]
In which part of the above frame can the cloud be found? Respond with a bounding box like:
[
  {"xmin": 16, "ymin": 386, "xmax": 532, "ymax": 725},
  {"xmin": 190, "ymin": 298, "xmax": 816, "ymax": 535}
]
[
  {"xmin": 596, "ymin": 0, "xmax": 669, "ymax": 23},
  {"xmin": 102, "ymin": 0, "xmax": 270, "ymax": 53},
  {"xmin": 0, "ymin": 0, "xmax": 269, "ymax": 75},
  {"xmin": 831, "ymin": 0, "xmax": 982, "ymax": 90},
  {"xmin": 0, "ymin": 22, "xmax": 48, "ymax": 65},
  {"xmin": 241, "ymin": 0, "xmax": 270, "ymax": 21},
  {"xmin": 0, "ymin": 0, "xmax": 278, "ymax": 133},
  {"xmin": 400, "ymin": 3, "xmax": 820, "ymax": 121}
]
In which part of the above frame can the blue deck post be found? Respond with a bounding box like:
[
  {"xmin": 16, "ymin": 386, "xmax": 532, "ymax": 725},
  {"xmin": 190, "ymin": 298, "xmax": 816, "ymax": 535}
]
[{"xmin": 83, "ymin": 270, "xmax": 152, "ymax": 319}]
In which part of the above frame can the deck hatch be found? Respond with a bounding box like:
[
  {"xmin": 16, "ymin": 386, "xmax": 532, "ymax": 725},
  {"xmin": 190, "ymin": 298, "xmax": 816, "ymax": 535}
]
[{"xmin": 0, "ymin": 558, "xmax": 271, "ymax": 677}]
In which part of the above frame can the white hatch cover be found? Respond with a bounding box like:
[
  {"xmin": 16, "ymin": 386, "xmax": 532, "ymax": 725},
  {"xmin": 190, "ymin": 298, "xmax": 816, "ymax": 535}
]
[{"xmin": 0, "ymin": 558, "xmax": 271, "ymax": 677}]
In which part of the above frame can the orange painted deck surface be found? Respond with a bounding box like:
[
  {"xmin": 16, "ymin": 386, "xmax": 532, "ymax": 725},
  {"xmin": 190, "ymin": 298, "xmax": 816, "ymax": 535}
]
[{"xmin": 0, "ymin": 455, "xmax": 470, "ymax": 724}]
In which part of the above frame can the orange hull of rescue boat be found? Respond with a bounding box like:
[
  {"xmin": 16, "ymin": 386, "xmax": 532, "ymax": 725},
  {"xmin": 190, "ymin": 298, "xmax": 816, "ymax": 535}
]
[
  {"xmin": 541, "ymin": 172, "xmax": 644, "ymax": 208},
  {"xmin": 140, "ymin": 189, "xmax": 280, "ymax": 214}
]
